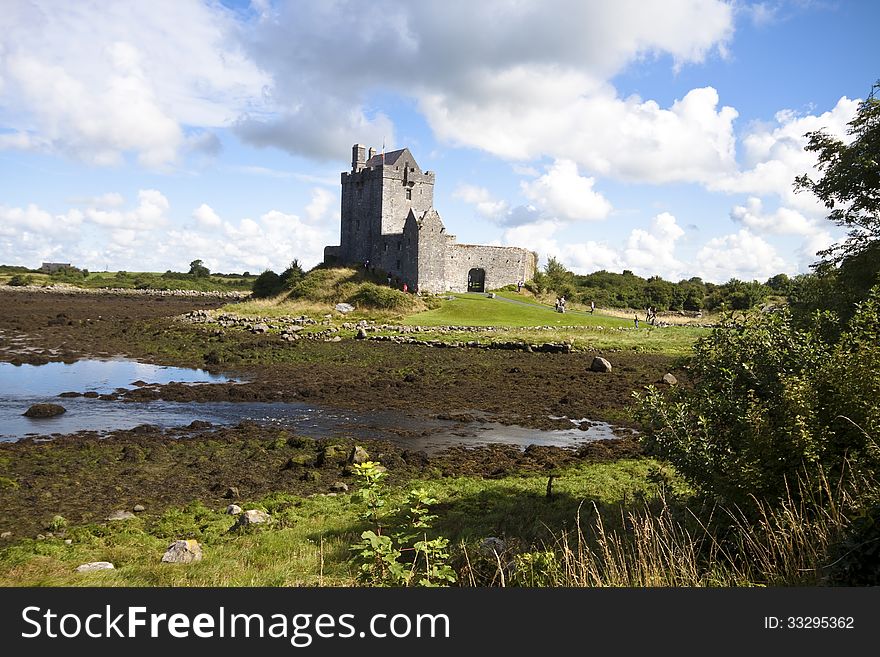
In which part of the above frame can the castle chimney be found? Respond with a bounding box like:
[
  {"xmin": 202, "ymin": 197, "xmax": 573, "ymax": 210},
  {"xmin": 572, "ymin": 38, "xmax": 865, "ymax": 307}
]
[
  {"xmin": 352, "ymin": 144, "xmax": 366, "ymax": 172},
  {"xmin": 368, "ymin": 147, "xmax": 376, "ymax": 161}
]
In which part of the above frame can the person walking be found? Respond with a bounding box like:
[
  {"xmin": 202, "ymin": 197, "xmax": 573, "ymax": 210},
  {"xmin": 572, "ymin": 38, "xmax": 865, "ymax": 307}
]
[{"xmin": 590, "ymin": 300, "xmax": 595, "ymax": 314}]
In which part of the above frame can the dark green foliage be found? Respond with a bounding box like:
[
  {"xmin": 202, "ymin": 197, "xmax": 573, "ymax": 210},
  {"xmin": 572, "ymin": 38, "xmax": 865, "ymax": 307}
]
[
  {"xmin": 348, "ymin": 283, "xmax": 411, "ymax": 310},
  {"xmin": 826, "ymin": 502, "xmax": 880, "ymax": 585},
  {"xmin": 251, "ymin": 270, "xmax": 282, "ymax": 298},
  {"xmin": 7, "ymin": 274, "xmax": 32, "ymax": 286},
  {"xmin": 635, "ymin": 290, "xmax": 880, "ymax": 510},
  {"xmin": 188, "ymin": 259, "xmax": 210, "ymax": 278},
  {"xmin": 280, "ymin": 259, "xmax": 305, "ymax": 289},
  {"xmin": 795, "ymin": 81, "xmax": 880, "ymax": 263}
]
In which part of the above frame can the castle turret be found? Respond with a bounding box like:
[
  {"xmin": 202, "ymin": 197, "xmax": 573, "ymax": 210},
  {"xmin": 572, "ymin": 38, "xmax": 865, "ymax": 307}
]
[{"xmin": 351, "ymin": 144, "xmax": 366, "ymax": 172}]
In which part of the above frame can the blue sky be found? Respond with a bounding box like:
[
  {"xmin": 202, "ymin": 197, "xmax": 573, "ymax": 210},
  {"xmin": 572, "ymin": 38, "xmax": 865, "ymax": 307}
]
[{"xmin": 0, "ymin": 0, "xmax": 877, "ymax": 282}]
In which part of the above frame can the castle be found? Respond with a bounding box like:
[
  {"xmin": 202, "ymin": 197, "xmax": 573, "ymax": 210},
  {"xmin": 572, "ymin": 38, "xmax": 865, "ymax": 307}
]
[{"xmin": 324, "ymin": 144, "xmax": 537, "ymax": 294}]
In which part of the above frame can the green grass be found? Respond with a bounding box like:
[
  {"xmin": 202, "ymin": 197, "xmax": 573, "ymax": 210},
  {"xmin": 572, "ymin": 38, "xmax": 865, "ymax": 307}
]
[
  {"xmin": 404, "ymin": 293, "xmax": 630, "ymax": 328},
  {"xmin": 1, "ymin": 269, "xmax": 255, "ymax": 293},
  {"xmin": 0, "ymin": 459, "xmax": 669, "ymax": 586}
]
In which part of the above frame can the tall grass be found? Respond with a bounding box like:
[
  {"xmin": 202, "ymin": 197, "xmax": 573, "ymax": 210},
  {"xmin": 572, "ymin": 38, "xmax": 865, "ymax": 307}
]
[{"xmin": 475, "ymin": 468, "xmax": 863, "ymax": 587}]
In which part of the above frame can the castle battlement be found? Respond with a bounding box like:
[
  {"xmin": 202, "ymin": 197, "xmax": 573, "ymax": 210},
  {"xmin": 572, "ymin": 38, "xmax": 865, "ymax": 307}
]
[{"xmin": 324, "ymin": 144, "xmax": 536, "ymax": 294}]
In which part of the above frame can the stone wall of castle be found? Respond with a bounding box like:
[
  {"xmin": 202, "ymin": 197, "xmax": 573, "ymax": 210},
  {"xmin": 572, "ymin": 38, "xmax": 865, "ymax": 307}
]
[
  {"xmin": 447, "ymin": 244, "xmax": 536, "ymax": 292},
  {"xmin": 328, "ymin": 144, "xmax": 538, "ymax": 294}
]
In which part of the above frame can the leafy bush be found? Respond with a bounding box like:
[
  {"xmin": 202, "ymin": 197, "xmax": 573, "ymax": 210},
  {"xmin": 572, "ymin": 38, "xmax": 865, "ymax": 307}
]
[
  {"xmin": 635, "ymin": 294, "xmax": 880, "ymax": 509},
  {"xmin": 348, "ymin": 283, "xmax": 411, "ymax": 310},
  {"xmin": 7, "ymin": 274, "xmax": 32, "ymax": 286},
  {"xmin": 251, "ymin": 270, "xmax": 282, "ymax": 298}
]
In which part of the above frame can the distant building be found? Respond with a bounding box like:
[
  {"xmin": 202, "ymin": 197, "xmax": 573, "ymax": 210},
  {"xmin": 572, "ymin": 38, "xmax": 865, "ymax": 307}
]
[
  {"xmin": 324, "ymin": 144, "xmax": 537, "ymax": 294},
  {"xmin": 39, "ymin": 262, "xmax": 72, "ymax": 274}
]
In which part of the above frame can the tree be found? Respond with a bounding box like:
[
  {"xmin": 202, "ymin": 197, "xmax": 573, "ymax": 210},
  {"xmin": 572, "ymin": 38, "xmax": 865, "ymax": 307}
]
[
  {"xmin": 795, "ymin": 81, "xmax": 880, "ymax": 263},
  {"xmin": 251, "ymin": 270, "xmax": 281, "ymax": 298},
  {"xmin": 189, "ymin": 259, "xmax": 210, "ymax": 278},
  {"xmin": 280, "ymin": 259, "xmax": 305, "ymax": 289}
]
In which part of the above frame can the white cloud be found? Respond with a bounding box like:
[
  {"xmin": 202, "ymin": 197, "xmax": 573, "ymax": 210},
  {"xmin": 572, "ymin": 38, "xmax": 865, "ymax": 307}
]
[
  {"xmin": 623, "ymin": 212, "xmax": 685, "ymax": 279},
  {"xmin": 0, "ymin": 0, "xmax": 268, "ymax": 166},
  {"xmin": 710, "ymin": 97, "xmax": 859, "ymax": 213},
  {"xmin": 453, "ymin": 184, "xmax": 509, "ymax": 219},
  {"xmin": 84, "ymin": 190, "xmax": 169, "ymax": 230},
  {"xmin": 503, "ymin": 212, "xmax": 685, "ymax": 279},
  {"xmin": 234, "ymin": 1, "xmax": 733, "ymax": 165},
  {"xmin": 193, "ymin": 204, "xmax": 222, "ymax": 228},
  {"xmin": 696, "ymin": 229, "xmax": 788, "ymax": 282},
  {"xmin": 0, "ymin": 190, "xmax": 334, "ymax": 274},
  {"xmin": 730, "ymin": 197, "xmax": 817, "ymax": 236},
  {"xmin": 520, "ymin": 159, "xmax": 612, "ymax": 221},
  {"xmin": 304, "ymin": 187, "xmax": 336, "ymax": 224}
]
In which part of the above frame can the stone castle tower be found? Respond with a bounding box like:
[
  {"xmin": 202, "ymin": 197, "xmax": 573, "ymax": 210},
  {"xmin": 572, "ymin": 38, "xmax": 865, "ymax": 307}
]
[{"xmin": 324, "ymin": 144, "xmax": 537, "ymax": 294}]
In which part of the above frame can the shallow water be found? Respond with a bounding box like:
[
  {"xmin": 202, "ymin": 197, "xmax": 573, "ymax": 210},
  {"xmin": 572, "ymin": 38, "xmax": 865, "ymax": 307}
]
[{"xmin": 0, "ymin": 359, "xmax": 631, "ymax": 453}]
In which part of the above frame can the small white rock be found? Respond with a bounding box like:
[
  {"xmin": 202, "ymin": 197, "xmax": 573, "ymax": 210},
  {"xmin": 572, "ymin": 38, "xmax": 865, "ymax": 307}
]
[{"xmin": 76, "ymin": 561, "xmax": 115, "ymax": 572}]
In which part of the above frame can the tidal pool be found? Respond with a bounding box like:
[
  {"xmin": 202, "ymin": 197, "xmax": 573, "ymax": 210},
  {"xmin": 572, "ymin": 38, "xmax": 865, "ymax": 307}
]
[{"xmin": 0, "ymin": 359, "xmax": 632, "ymax": 452}]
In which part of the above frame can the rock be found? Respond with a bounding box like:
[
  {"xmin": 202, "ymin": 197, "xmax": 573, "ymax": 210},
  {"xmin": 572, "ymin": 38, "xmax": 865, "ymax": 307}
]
[
  {"xmin": 590, "ymin": 356, "xmax": 612, "ymax": 373},
  {"xmin": 23, "ymin": 403, "xmax": 66, "ymax": 418},
  {"xmin": 75, "ymin": 561, "xmax": 115, "ymax": 572},
  {"xmin": 349, "ymin": 445, "xmax": 370, "ymax": 465},
  {"xmin": 1, "ymin": 531, "xmax": 12, "ymax": 538},
  {"xmin": 251, "ymin": 323, "xmax": 270, "ymax": 334},
  {"xmin": 223, "ymin": 486, "xmax": 240, "ymax": 499},
  {"xmin": 335, "ymin": 303, "xmax": 355, "ymax": 314},
  {"xmin": 300, "ymin": 470, "xmax": 321, "ymax": 483},
  {"xmin": 330, "ymin": 481, "xmax": 349, "ymax": 493},
  {"xmin": 64, "ymin": 539, "xmax": 72, "ymax": 545},
  {"xmin": 236, "ymin": 509, "xmax": 270, "ymax": 527},
  {"xmin": 659, "ymin": 373, "xmax": 678, "ymax": 386},
  {"xmin": 161, "ymin": 539, "xmax": 203, "ymax": 564},
  {"xmin": 106, "ymin": 510, "xmax": 136, "ymax": 521},
  {"xmin": 83, "ymin": 391, "xmax": 100, "ymax": 399},
  {"xmin": 187, "ymin": 420, "xmax": 212, "ymax": 430},
  {"xmin": 480, "ymin": 537, "xmax": 506, "ymax": 555},
  {"xmin": 225, "ymin": 504, "xmax": 242, "ymax": 515},
  {"xmin": 133, "ymin": 504, "xmax": 146, "ymax": 513},
  {"xmin": 356, "ymin": 328, "xmax": 368, "ymax": 339}
]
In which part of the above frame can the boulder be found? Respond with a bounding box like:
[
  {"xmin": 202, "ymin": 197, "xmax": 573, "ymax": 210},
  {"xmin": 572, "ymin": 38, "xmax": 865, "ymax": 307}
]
[
  {"xmin": 75, "ymin": 561, "xmax": 115, "ymax": 572},
  {"xmin": 335, "ymin": 303, "xmax": 355, "ymax": 314},
  {"xmin": 133, "ymin": 504, "xmax": 146, "ymax": 513},
  {"xmin": 106, "ymin": 510, "xmax": 136, "ymax": 521},
  {"xmin": 330, "ymin": 481, "xmax": 349, "ymax": 493},
  {"xmin": 659, "ymin": 373, "xmax": 678, "ymax": 386},
  {"xmin": 356, "ymin": 328, "xmax": 368, "ymax": 339},
  {"xmin": 161, "ymin": 539, "xmax": 203, "ymax": 564},
  {"xmin": 23, "ymin": 403, "xmax": 66, "ymax": 418},
  {"xmin": 223, "ymin": 486, "xmax": 240, "ymax": 499},
  {"xmin": 225, "ymin": 504, "xmax": 243, "ymax": 515},
  {"xmin": 590, "ymin": 356, "xmax": 612, "ymax": 373},
  {"xmin": 236, "ymin": 509, "xmax": 271, "ymax": 527},
  {"xmin": 349, "ymin": 445, "xmax": 370, "ymax": 465}
]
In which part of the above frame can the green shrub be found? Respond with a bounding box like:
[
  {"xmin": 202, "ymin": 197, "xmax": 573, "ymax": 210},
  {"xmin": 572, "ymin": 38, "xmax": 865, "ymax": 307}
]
[
  {"xmin": 635, "ymin": 295, "xmax": 880, "ymax": 509},
  {"xmin": 7, "ymin": 274, "xmax": 32, "ymax": 286},
  {"xmin": 348, "ymin": 283, "xmax": 411, "ymax": 310},
  {"xmin": 252, "ymin": 270, "xmax": 282, "ymax": 298}
]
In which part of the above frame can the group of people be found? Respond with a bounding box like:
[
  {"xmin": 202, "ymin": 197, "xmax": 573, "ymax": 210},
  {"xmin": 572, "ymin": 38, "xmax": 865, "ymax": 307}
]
[{"xmin": 555, "ymin": 296, "xmax": 567, "ymax": 313}]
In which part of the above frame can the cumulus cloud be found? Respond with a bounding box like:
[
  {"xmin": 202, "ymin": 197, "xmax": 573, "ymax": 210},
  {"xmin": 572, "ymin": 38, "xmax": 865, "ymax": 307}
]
[
  {"xmin": 453, "ymin": 184, "xmax": 509, "ymax": 220},
  {"xmin": 0, "ymin": 190, "xmax": 335, "ymax": 274},
  {"xmin": 502, "ymin": 212, "xmax": 686, "ymax": 279},
  {"xmin": 84, "ymin": 190, "xmax": 169, "ymax": 230},
  {"xmin": 233, "ymin": 1, "xmax": 734, "ymax": 167},
  {"xmin": 520, "ymin": 160, "xmax": 612, "ymax": 221},
  {"xmin": 0, "ymin": 0, "xmax": 268, "ymax": 166},
  {"xmin": 696, "ymin": 229, "xmax": 788, "ymax": 282},
  {"xmin": 710, "ymin": 97, "xmax": 858, "ymax": 213},
  {"xmin": 192, "ymin": 203, "xmax": 222, "ymax": 228}
]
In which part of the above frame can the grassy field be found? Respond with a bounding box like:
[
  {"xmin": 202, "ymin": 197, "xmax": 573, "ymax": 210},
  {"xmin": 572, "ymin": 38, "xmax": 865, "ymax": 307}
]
[
  {"xmin": 0, "ymin": 268, "xmax": 255, "ymax": 293},
  {"xmin": 0, "ymin": 459, "xmax": 670, "ymax": 586}
]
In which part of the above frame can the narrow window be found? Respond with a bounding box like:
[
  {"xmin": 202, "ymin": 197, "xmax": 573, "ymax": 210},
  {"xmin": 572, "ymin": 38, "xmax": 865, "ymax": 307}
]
[
  {"xmin": 396, "ymin": 260, "xmax": 401, "ymax": 270},
  {"xmin": 405, "ymin": 188, "xmax": 412, "ymax": 200}
]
